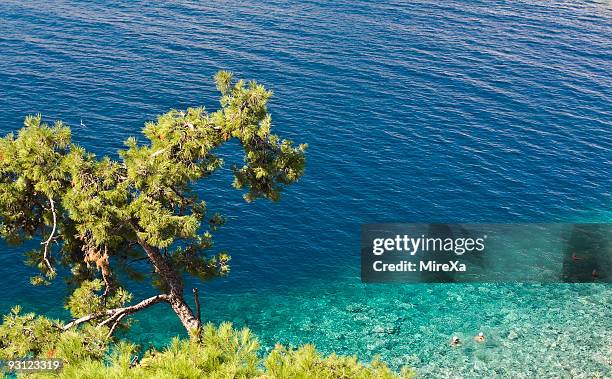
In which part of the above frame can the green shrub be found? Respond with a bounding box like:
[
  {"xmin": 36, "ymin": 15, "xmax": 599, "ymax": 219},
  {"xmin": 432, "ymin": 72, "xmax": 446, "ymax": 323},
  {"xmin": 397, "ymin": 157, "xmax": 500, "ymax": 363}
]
[
  {"xmin": 264, "ymin": 344, "xmax": 415, "ymax": 379},
  {"xmin": 0, "ymin": 311, "xmax": 413, "ymax": 379}
]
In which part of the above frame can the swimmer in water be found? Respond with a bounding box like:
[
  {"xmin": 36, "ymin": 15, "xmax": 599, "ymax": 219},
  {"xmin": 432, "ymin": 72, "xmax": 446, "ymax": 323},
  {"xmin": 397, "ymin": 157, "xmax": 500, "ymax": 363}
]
[
  {"xmin": 450, "ymin": 336, "xmax": 461, "ymax": 347},
  {"xmin": 474, "ymin": 332, "xmax": 485, "ymax": 343},
  {"xmin": 571, "ymin": 252, "xmax": 583, "ymax": 262}
]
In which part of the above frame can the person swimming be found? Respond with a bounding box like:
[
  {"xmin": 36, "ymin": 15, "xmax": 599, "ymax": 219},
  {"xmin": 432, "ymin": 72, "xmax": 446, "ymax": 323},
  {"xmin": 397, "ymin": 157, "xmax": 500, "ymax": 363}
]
[
  {"xmin": 450, "ymin": 336, "xmax": 461, "ymax": 347},
  {"xmin": 474, "ymin": 332, "xmax": 486, "ymax": 343},
  {"xmin": 571, "ymin": 252, "xmax": 583, "ymax": 262}
]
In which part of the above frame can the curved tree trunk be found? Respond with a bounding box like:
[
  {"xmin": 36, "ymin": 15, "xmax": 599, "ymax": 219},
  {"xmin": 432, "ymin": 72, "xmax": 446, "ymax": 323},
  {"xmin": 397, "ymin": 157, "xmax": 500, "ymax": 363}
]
[
  {"xmin": 167, "ymin": 294, "xmax": 200, "ymax": 332},
  {"xmin": 135, "ymin": 234, "xmax": 201, "ymax": 334}
]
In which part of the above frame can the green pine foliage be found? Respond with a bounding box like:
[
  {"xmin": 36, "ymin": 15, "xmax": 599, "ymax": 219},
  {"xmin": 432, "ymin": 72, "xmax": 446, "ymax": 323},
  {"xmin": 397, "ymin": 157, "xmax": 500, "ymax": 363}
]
[
  {"xmin": 0, "ymin": 71, "xmax": 307, "ymax": 332},
  {"xmin": 0, "ymin": 307, "xmax": 108, "ymax": 363},
  {"xmin": 0, "ymin": 311, "xmax": 414, "ymax": 378},
  {"xmin": 0, "ymin": 71, "xmax": 307, "ymax": 289},
  {"xmin": 264, "ymin": 344, "xmax": 416, "ymax": 379},
  {"xmin": 65, "ymin": 280, "xmax": 132, "ymax": 319}
]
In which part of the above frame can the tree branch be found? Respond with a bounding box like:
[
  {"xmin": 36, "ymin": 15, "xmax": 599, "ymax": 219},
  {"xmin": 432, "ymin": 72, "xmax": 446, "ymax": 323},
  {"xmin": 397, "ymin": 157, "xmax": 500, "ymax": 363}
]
[
  {"xmin": 106, "ymin": 313, "xmax": 127, "ymax": 338},
  {"xmin": 100, "ymin": 246, "xmax": 114, "ymax": 303},
  {"xmin": 40, "ymin": 196, "xmax": 57, "ymax": 275},
  {"xmin": 193, "ymin": 288, "xmax": 201, "ymax": 323},
  {"xmin": 62, "ymin": 294, "xmax": 169, "ymax": 331}
]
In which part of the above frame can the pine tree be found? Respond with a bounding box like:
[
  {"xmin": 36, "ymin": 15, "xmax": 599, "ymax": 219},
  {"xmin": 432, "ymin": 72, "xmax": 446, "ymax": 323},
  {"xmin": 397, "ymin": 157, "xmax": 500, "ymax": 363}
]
[{"xmin": 0, "ymin": 71, "xmax": 307, "ymax": 336}]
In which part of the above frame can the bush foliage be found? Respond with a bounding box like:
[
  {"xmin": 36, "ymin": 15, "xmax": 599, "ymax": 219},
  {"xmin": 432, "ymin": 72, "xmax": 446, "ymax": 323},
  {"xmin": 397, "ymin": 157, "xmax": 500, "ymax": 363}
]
[{"xmin": 0, "ymin": 308, "xmax": 415, "ymax": 378}]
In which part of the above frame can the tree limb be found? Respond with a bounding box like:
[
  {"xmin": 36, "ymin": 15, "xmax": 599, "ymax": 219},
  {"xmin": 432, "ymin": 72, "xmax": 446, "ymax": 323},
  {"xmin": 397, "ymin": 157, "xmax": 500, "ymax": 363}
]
[
  {"xmin": 106, "ymin": 313, "xmax": 127, "ymax": 339},
  {"xmin": 101, "ymin": 246, "xmax": 114, "ymax": 303},
  {"xmin": 62, "ymin": 294, "xmax": 169, "ymax": 331},
  {"xmin": 193, "ymin": 288, "xmax": 201, "ymax": 323},
  {"xmin": 40, "ymin": 196, "xmax": 57, "ymax": 275}
]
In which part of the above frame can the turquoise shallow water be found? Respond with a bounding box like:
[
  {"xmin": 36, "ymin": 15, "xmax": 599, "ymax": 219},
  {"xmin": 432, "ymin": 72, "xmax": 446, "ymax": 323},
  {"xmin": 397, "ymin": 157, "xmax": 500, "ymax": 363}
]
[{"xmin": 0, "ymin": 0, "xmax": 611, "ymax": 377}]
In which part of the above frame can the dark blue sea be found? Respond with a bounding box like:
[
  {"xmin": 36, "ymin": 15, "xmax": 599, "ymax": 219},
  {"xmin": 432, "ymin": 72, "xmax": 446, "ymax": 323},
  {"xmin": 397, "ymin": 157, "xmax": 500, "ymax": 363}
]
[{"xmin": 0, "ymin": 1, "xmax": 610, "ymax": 377}]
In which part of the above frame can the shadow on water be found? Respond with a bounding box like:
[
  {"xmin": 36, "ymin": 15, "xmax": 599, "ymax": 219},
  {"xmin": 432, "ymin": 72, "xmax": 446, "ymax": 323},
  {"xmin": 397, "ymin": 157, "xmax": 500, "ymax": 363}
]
[{"xmin": 561, "ymin": 224, "xmax": 611, "ymax": 283}]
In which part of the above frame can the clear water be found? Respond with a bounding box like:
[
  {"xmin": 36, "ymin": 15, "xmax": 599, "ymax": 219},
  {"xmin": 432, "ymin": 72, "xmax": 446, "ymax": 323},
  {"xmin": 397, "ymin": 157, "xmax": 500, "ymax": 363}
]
[{"xmin": 0, "ymin": 0, "xmax": 611, "ymax": 377}]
